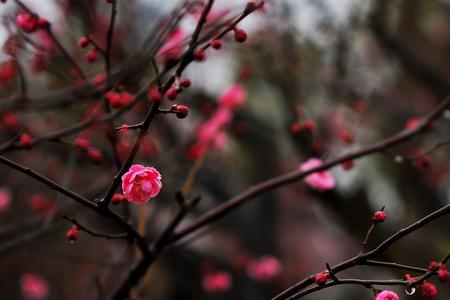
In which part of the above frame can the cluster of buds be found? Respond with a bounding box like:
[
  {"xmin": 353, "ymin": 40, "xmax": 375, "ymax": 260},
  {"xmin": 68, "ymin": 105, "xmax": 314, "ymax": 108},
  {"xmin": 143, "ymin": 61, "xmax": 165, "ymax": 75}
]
[
  {"xmin": 78, "ymin": 37, "xmax": 98, "ymax": 63},
  {"xmin": 291, "ymin": 119, "xmax": 316, "ymax": 135},
  {"xmin": 106, "ymin": 90, "xmax": 133, "ymax": 109},
  {"xmin": 74, "ymin": 137, "xmax": 103, "ymax": 164},
  {"xmin": 428, "ymin": 261, "xmax": 449, "ymax": 283},
  {"xmin": 164, "ymin": 77, "xmax": 193, "ymax": 101},
  {"xmin": 16, "ymin": 12, "xmax": 49, "ymax": 33}
]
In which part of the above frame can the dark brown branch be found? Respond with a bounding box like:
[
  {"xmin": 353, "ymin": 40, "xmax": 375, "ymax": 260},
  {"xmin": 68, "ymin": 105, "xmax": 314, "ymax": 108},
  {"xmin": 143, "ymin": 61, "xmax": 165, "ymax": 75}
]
[
  {"xmin": 271, "ymin": 203, "xmax": 450, "ymax": 300},
  {"xmin": 105, "ymin": 1, "xmax": 117, "ymax": 89},
  {"xmin": 409, "ymin": 252, "xmax": 450, "ymax": 288},
  {"xmin": 111, "ymin": 194, "xmax": 200, "ymax": 300},
  {"xmin": 288, "ymin": 279, "xmax": 408, "ymax": 300},
  {"xmin": 0, "ymin": 155, "xmax": 97, "ymax": 209},
  {"xmin": 63, "ymin": 216, "xmax": 128, "ymax": 240},
  {"xmin": 173, "ymin": 94, "xmax": 450, "ymax": 242},
  {"xmin": 364, "ymin": 260, "xmax": 429, "ymax": 274},
  {"xmin": 12, "ymin": 0, "xmax": 86, "ymax": 80}
]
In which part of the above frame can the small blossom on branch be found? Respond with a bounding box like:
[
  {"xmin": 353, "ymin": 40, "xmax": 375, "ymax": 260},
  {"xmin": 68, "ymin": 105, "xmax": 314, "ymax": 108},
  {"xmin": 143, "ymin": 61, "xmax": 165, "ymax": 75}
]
[
  {"xmin": 299, "ymin": 158, "xmax": 335, "ymax": 191},
  {"xmin": 374, "ymin": 290, "xmax": 399, "ymax": 300},
  {"xmin": 121, "ymin": 164, "xmax": 162, "ymax": 204}
]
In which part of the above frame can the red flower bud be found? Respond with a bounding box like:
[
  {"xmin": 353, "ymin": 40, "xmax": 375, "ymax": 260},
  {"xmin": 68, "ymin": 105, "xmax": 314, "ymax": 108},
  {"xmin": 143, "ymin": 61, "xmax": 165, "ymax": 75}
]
[
  {"xmin": 74, "ymin": 137, "xmax": 91, "ymax": 151},
  {"xmin": 16, "ymin": 13, "xmax": 39, "ymax": 33},
  {"xmin": 234, "ymin": 28, "xmax": 247, "ymax": 43},
  {"xmin": 341, "ymin": 160, "xmax": 354, "ymax": 171},
  {"xmin": 372, "ymin": 211, "xmax": 386, "ymax": 223},
  {"xmin": 245, "ymin": 2, "xmax": 257, "ymax": 12},
  {"xmin": 112, "ymin": 193, "xmax": 127, "ymax": 204},
  {"xmin": 175, "ymin": 105, "xmax": 189, "ymax": 119},
  {"xmin": 20, "ymin": 133, "xmax": 33, "ymax": 149},
  {"xmin": 78, "ymin": 37, "xmax": 90, "ymax": 48},
  {"xmin": 428, "ymin": 261, "xmax": 440, "ymax": 270},
  {"xmin": 338, "ymin": 129, "xmax": 354, "ymax": 144},
  {"xmin": 422, "ymin": 282, "xmax": 437, "ymax": 299},
  {"xmin": 166, "ymin": 86, "xmax": 178, "ymax": 100},
  {"xmin": 405, "ymin": 274, "xmax": 415, "ymax": 283},
  {"xmin": 211, "ymin": 39, "xmax": 222, "ymax": 49},
  {"xmin": 438, "ymin": 265, "xmax": 448, "ymax": 283},
  {"xmin": 302, "ymin": 120, "xmax": 316, "ymax": 134},
  {"xmin": 106, "ymin": 91, "xmax": 133, "ymax": 109},
  {"xmin": 0, "ymin": 61, "xmax": 16, "ymax": 85},
  {"xmin": 88, "ymin": 148, "xmax": 103, "ymax": 164},
  {"xmin": 85, "ymin": 48, "xmax": 97, "ymax": 63},
  {"xmin": 314, "ymin": 272, "xmax": 329, "ymax": 286},
  {"xmin": 2, "ymin": 112, "xmax": 19, "ymax": 130},
  {"xmin": 148, "ymin": 87, "xmax": 162, "ymax": 102},
  {"xmin": 291, "ymin": 122, "xmax": 302, "ymax": 134},
  {"xmin": 37, "ymin": 18, "xmax": 49, "ymax": 28},
  {"xmin": 66, "ymin": 225, "xmax": 79, "ymax": 242},
  {"xmin": 193, "ymin": 49, "xmax": 206, "ymax": 61},
  {"xmin": 179, "ymin": 78, "xmax": 191, "ymax": 88}
]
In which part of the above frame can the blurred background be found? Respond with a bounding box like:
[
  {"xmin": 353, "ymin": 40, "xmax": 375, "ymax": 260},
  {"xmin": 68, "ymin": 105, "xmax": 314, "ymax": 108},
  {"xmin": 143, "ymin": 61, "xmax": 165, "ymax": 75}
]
[{"xmin": 0, "ymin": 0, "xmax": 449, "ymax": 299}]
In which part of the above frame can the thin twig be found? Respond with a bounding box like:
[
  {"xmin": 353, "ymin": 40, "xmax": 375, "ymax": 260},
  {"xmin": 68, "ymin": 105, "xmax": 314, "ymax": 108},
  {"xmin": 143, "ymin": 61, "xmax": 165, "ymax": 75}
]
[{"xmin": 63, "ymin": 216, "xmax": 128, "ymax": 240}]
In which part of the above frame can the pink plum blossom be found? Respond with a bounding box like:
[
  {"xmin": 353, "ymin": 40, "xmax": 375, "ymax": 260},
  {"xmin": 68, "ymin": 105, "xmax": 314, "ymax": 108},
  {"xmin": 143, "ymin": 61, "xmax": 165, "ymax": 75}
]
[
  {"xmin": 299, "ymin": 158, "xmax": 335, "ymax": 191},
  {"xmin": 219, "ymin": 84, "xmax": 247, "ymax": 110},
  {"xmin": 375, "ymin": 290, "xmax": 400, "ymax": 300},
  {"xmin": 158, "ymin": 28, "xmax": 186, "ymax": 64},
  {"xmin": 197, "ymin": 107, "xmax": 232, "ymax": 149},
  {"xmin": 247, "ymin": 256, "xmax": 282, "ymax": 281},
  {"xmin": 202, "ymin": 271, "xmax": 232, "ymax": 293},
  {"xmin": 0, "ymin": 187, "xmax": 11, "ymax": 213},
  {"xmin": 121, "ymin": 164, "xmax": 162, "ymax": 204},
  {"xmin": 20, "ymin": 273, "xmax": 49, "ymax": 300}
]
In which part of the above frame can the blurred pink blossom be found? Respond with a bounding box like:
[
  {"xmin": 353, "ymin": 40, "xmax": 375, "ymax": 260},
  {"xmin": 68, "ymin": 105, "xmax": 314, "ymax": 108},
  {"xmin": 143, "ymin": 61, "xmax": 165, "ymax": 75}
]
[
  {"xmin": 299, "ymin": 158, "xmax": 335, "ymax": 191},
  {"xmin": 247, "ymin": 256, "xmax": 282, "ymax": 281},
  {"xmin": 202, "ymin": 271, "xmax": 232, "ymax": 293},
  {"xmin": 0, "ymin": 187, "xmax": 11, "ymax": 213},
  {"xmin": 158, "ymin": 28, "xmax": 186, "ymax": 64},
  {"xmin": 219, "ymin": 84, "xmax": 247, "ymax": 110},
  {"xmin": 20, "ymin": 273, "xmax": 49, "ymax": 300}
]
